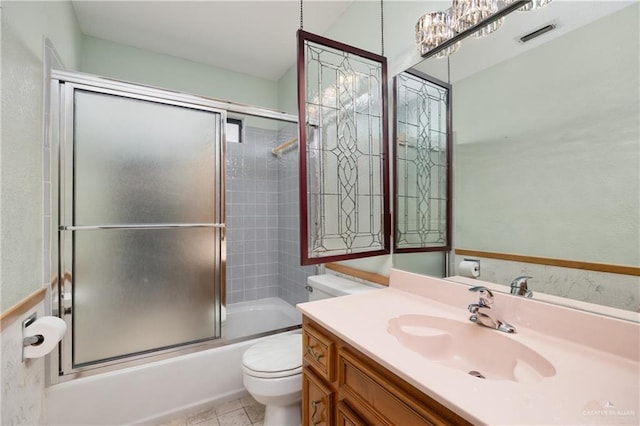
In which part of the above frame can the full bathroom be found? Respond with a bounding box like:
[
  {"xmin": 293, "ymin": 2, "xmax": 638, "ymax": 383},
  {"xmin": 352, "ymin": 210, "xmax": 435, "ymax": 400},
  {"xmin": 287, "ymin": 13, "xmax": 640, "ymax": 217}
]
[{"xmin": 1, "ymin": 1, "xmax": 639, "ymax": 425}]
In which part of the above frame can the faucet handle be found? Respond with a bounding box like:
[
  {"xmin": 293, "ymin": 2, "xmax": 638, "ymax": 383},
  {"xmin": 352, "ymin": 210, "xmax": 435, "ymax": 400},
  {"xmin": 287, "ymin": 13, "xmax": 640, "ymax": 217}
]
[
  {"xmin": 468, "ymin": 303, "xmax": 490, "ymax": 313},
  {"xmin": 469, "ymin": 286, "xmax": 494, "ymax": 306},
  {"xmin": 469, "ymin": 286, "xmax": 494, "ymax": 297},
  {"xmin": 511, "ymin": 276, "xmax": 534, "ymax": 297}
]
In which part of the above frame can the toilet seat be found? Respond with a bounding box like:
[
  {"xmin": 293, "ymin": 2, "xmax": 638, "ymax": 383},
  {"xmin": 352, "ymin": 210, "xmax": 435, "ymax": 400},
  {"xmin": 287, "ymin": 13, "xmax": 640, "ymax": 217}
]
[{"xmin": 242, "ymin": 334, "xmax": 302, "ymax": 379}]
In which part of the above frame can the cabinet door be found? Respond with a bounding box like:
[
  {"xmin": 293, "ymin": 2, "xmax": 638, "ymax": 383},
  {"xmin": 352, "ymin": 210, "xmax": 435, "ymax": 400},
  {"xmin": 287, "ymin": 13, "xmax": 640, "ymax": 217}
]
[{"xmin": 303, "ymin": 369, "xmax": 334, "ymax": 426}]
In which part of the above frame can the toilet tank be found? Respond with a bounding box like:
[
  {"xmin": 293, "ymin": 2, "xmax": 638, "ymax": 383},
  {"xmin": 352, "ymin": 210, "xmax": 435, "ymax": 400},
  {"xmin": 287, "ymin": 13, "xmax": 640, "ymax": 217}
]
[{"xmin": 306, "ymin": 274, "xmax": 384, "ymax": 301}]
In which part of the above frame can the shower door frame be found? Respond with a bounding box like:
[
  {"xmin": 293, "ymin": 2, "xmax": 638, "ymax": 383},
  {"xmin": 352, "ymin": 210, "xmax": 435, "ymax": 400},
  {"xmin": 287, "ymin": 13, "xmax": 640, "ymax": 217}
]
[{"xmin": 48, "ymin": 70, "xmax": 298, "ymax": 384}]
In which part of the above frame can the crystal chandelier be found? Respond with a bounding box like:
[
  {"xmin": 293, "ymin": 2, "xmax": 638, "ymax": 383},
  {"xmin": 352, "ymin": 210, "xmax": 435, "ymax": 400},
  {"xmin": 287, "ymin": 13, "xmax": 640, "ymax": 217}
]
[
  {"xmin": 415, "ymin": 11, "xmax": 460, "ymax": 58},
  {"xmin": 512, "ymin": 0, "xmax": 553, "ymax": 11},
  {"xmin": 415, "ymin": 0, "xmax": 554, "ymax": 58},
  {"xmin": 453, "ymin": 0, "xmax": 503, "ymax": 39}
]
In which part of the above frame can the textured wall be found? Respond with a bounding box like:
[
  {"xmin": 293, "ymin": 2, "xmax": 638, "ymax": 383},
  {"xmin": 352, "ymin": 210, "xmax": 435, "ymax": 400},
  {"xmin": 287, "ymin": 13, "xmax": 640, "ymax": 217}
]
[
  {"xmin": 1, "ymin": 0, "xmax": 82, "ymax": 311},
  {"xmin": 1, "ymin": 302, "xmax": 47, "ymax": 425},
  {"xmin": 453, "ymin": 254, "xmax": 640, "ymax": 312}
]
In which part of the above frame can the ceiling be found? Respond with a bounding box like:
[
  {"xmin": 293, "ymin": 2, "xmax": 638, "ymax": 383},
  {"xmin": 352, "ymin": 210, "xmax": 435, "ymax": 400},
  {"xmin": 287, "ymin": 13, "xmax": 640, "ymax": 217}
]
[
  {"xmin": 71, "ymin": 1, "xmax": 635, "ymax": 83},
  {"xmin": 71, "ymin": 0, "xmax": 354, "ymax": 81}
]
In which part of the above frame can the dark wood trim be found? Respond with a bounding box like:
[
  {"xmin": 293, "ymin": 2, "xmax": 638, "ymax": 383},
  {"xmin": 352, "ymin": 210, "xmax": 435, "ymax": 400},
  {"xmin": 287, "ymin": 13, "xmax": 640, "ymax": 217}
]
[
  {"xmin": 455, "ymin": 249, "xmax": 640, "ymax": 276},
  {"xmin": 297, "ymin": 30, "xmax": 387, "ymax": 64},
  {"xmin": 325, "ymin": 262, "xmax": 389, "ymax": 286},
  {"xmin": 392, "ymin": 69, "xmax": 452, "ymax": 254},
  {"xmin": 297, "ymin": 30, "xmax": 391, "ymax": 265},
  {"xmin": 297, "ymin": 29, "xmax": 309, "ymax": 265},
  {"xmin": 0, "ymin": 288, "xmax": 47, "ymax": 332}
]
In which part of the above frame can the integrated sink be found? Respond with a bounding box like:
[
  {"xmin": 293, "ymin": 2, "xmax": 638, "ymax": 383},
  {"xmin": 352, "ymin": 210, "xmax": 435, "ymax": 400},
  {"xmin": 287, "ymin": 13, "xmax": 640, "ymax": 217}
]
[{"xmin": 388, "ymin": 314, "xmax": 556, "ymax": 383}]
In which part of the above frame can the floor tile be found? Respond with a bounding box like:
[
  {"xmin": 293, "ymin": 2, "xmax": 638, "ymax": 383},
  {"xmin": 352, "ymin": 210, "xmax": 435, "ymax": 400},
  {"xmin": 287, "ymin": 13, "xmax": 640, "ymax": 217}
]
[
  {"xmin": 187, "ymin": 407, "xmax": 217, "ymax": 425},
  {"xmin": 239, "ymin": 395, "xmax": 257, "ymax": 407},
  {"xmin": 217, "ymin": 408, "xmax": 251, "ymax": 426},
  {"xmin": 243, "ymin": 403, "xmax": 265, "ymax": 423},
  {"xmin": 214, "ymin": 399, "xmax": 243, "ymax": 416},
  {"xmin": 191, "ymin": 418, "xmax": 220, "ymax": 426}
]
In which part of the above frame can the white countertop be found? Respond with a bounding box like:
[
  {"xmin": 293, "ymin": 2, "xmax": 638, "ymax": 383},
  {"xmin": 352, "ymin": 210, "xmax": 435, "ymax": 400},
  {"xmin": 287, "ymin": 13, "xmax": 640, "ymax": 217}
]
[{"xmin": 297, "ymin": 269, "xmax": 640, "ymax": 425}]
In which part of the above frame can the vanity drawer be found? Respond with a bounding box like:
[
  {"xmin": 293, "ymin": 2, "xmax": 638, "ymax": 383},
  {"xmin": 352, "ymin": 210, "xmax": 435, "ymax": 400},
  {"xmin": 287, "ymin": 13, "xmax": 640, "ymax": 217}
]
[
  {"xmin": 338, "ymin": 348, "xmax": 470, "ymax": 426},
  {"xmin": 303, "ymin": 323, "xmax": 335, "ymax": 381}
]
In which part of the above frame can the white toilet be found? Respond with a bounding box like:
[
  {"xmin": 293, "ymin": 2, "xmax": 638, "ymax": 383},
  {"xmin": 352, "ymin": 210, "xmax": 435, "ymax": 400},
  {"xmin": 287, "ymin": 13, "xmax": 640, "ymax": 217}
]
[{"xmin": 241, "ymin": 274, "xmax": 383, "ymax": 426}]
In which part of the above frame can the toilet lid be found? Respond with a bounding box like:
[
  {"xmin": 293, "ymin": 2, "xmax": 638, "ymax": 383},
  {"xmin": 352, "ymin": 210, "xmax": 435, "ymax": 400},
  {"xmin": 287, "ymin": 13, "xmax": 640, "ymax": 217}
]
[{"xmin": 242, "ymin": 334, "xmax": 302, "ymax": 379}]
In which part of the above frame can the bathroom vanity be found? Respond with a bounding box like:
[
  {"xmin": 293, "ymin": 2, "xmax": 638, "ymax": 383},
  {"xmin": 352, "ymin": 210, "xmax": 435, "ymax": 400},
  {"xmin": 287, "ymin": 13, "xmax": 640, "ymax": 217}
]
[
  {"xmin": 297, "ymin": 269, "xmax": 640, "ymax": 425},
  {"xmin": 302, "ymin": 317, "xmax": 470, "ymax": 425}
]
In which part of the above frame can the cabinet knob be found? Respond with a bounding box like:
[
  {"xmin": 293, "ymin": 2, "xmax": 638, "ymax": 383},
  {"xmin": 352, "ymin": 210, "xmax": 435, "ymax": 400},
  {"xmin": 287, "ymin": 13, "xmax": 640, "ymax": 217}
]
[
  {"xmin": 311, "ymin": 399, "xmax": 323, "ymax": 426},
  {"xmin": 306, "ymin": 345, "xmax": 324, "ymax": 362}
]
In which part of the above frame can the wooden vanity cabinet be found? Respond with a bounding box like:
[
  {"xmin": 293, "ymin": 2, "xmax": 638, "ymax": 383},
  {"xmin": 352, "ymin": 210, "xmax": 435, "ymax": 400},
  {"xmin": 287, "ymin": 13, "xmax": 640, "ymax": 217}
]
[{"xmin": 302, "ymin": 316, "xmax": 472, "ymax": 426}]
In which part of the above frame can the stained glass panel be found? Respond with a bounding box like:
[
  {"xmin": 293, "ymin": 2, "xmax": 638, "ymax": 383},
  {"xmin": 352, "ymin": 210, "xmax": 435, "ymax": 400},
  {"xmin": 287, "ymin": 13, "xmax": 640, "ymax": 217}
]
[
  {"xmin": 298, "ymin": 31, "xmax": 390, "ymax": 264},
  {"xmin": 394, "ymin": 70, "xmax": 451, "ymax": 251}
]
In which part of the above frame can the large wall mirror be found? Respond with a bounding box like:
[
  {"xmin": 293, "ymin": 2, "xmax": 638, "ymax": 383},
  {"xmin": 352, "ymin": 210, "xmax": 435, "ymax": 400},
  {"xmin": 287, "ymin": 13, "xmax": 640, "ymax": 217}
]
[{"xmin": 393, "ymin": 0, "xmax": 639, "ymax": 312}]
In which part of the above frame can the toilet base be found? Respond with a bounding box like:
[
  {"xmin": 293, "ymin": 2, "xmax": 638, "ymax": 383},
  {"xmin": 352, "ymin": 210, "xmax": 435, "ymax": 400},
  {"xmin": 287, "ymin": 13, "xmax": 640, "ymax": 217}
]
[{"xmin": 263, "ymin": 402, "xmax": 301, "ymax": 426}]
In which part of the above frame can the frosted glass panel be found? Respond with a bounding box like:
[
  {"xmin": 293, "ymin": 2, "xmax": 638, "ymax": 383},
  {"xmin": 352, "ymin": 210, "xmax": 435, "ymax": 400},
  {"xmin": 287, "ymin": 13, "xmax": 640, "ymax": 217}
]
[
  {"xmin": 74, "ymin": 90, "xmax": 218, "ymax": 225},
  {"xmin": 73, "ymin": 228, "xmax": 219, "ymax": 366}
]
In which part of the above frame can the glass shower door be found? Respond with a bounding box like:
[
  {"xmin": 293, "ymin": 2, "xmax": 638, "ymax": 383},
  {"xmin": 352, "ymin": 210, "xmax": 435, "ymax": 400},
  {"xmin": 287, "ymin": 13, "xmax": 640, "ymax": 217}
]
[{"xmin": 59, "ymin": 86, "xmax": 224, "ymax": 370}]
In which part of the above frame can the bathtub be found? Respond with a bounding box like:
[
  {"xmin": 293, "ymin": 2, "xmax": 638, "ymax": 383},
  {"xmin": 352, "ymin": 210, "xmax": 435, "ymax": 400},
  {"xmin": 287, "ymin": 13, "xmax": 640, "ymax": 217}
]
[{"xmin": 44, "ymin": 297, "xmax": 301, "ymax": 425}]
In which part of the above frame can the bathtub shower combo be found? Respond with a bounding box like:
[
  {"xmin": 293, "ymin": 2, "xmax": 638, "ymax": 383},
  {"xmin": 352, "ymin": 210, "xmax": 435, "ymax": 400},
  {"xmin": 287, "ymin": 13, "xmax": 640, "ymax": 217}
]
[{"xmin": 45, "ymin": 70, "xmax": 316, "ymax": 422}]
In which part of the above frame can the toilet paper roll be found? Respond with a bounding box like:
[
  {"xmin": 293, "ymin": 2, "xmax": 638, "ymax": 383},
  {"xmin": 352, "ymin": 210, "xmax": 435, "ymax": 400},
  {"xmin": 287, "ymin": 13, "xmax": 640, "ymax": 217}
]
[
  {"xmin": 459, "ymin": 260, "xmax": 480, "ymax": 278},
  {"xmin": 23, "ymin": 316, "xmax": 67, "ymax": 359}
]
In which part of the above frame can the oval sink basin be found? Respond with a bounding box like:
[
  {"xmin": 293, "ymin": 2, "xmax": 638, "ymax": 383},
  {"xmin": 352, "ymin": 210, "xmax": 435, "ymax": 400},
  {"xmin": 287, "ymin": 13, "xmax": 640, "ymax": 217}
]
[{"xmin": 388, "ymin": 314, "xmax": 556, "ymax": 383}]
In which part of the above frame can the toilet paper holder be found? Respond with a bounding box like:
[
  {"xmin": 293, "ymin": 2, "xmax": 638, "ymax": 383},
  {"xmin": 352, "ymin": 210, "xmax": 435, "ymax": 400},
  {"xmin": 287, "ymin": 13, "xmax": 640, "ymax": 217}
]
[{"xmin": 22, "ymin": 313, "xmax": 44, "ymax": 358}]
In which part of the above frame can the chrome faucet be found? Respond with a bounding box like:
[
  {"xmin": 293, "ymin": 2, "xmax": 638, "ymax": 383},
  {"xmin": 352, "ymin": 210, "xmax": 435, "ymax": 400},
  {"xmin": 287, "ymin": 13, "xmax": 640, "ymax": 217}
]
[
  {"xmin": 510, "ymin": 275, "xmax": 533, "ymax": 298},
  {"xmin": 468, "ymin": 286, "xmax": 516, "ymax": 333}
]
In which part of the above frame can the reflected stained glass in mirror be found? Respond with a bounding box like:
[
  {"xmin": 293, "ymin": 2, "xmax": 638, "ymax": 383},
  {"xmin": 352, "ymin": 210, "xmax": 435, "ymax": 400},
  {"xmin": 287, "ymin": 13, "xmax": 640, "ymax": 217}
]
[{"xmin": 394, "ymin": 69, "xmax": 451, "ymax": 252}]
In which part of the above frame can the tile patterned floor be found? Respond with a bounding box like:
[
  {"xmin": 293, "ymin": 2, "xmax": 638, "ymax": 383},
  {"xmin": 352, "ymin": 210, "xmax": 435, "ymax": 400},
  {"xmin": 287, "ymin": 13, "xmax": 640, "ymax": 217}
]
[{"xmin": 161, "ymin": 395, "xmax": 265, "ymax": 426}]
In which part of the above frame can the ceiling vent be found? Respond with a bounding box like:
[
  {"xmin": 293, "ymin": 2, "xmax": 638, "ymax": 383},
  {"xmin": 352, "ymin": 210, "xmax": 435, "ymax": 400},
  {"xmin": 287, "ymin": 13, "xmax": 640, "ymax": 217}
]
[{"xmin": 519, "ymin": 24, "xmax": 556, "ymax": 43}]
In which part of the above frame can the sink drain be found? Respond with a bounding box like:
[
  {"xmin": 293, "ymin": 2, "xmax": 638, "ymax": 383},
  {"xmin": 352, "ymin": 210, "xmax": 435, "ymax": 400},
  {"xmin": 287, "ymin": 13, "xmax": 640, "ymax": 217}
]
[{"xmin": 468, "ymin": 370, "xmax": 486, "ymax": 379}]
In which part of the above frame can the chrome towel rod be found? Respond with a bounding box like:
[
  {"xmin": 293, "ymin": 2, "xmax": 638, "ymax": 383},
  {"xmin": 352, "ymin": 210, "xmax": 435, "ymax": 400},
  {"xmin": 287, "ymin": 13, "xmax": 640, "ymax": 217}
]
[{"xmin": 60, "ymin": 223, "xmax": 225, "ymax": 231}]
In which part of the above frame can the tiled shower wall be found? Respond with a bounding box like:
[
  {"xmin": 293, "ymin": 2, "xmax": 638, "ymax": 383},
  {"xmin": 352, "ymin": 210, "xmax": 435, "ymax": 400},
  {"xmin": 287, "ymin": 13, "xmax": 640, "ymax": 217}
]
[
  {"xmin": 226, "ymin": 124, "xmax": 315, "ymax": 304},
  {"xmin": 226, "ymin": 127, "xmax": 280, "ymax": 303},
  {"xmin": 276, "ymin": 124, "xmax": 317, "ymax": 305}
]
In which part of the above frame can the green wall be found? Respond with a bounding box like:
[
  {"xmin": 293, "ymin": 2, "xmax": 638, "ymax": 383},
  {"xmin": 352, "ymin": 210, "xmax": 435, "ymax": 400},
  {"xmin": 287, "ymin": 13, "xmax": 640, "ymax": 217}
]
[{"xmin": 81, "ymin": 36, "xmax": 279, "ymax": 110}]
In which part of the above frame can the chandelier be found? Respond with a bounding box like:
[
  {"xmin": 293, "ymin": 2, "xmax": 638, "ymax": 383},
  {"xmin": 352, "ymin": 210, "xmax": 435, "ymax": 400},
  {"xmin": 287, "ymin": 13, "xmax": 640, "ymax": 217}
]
[
  {"xmin": 415, "ymin": 11, "xmax": 460, "ymax": 58},
  {"xmin": 416, "ymin": 0, "xmax": 553, "ymax": 59}
]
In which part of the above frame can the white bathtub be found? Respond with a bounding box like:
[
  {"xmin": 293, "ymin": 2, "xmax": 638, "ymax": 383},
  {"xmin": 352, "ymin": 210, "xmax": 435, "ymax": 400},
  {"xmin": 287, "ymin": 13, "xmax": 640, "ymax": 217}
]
[{"xmin": 44, "ymin": 297, "xmax": 301, "ymax": 425}]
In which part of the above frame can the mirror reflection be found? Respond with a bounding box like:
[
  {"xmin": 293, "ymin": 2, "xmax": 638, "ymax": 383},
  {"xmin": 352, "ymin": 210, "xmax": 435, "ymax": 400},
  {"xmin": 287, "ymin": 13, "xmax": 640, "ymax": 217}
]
[{"xmin": 396, "ymin": 1, "xmax": 639, "ymax": 312}]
